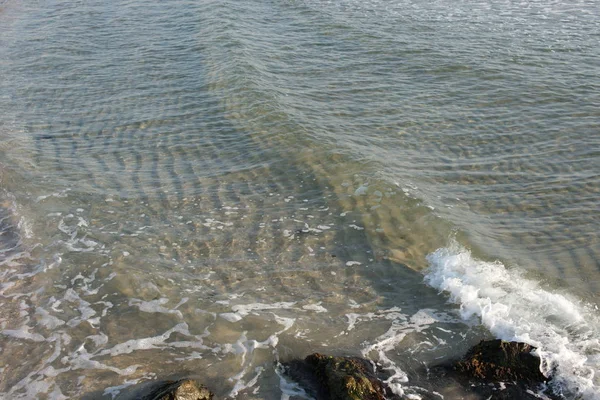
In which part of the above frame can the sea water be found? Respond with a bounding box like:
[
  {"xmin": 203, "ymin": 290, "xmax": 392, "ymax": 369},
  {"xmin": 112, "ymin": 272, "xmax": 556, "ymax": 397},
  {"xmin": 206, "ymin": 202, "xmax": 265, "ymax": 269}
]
[{"xmin": 0, "ymin": 0, "xmax": 598, "ymax": 398}]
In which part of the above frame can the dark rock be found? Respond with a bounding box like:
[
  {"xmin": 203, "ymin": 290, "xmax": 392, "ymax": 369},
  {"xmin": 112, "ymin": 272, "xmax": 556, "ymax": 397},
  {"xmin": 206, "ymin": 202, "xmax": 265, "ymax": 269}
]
[
  {"xmin": 454, "ymin": 339, "xmax": 547, "ymax": 384},
  {"xmin": 284, "ymin": 353, "xmax": 400, "ymax": 400},
  {"xmin": 433, "ymin": 339, "xmax": 560, "ymax": 400},
  {"xmin": 144, "ymin": 379, "xmax": 213, "ymax": 400}
]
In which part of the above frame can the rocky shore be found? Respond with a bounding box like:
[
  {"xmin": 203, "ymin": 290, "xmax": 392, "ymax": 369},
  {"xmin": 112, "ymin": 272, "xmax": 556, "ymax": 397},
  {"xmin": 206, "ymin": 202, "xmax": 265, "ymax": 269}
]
[{"xmin": 115, "ymin": 340, "xmax": 554, "ymax": 399}]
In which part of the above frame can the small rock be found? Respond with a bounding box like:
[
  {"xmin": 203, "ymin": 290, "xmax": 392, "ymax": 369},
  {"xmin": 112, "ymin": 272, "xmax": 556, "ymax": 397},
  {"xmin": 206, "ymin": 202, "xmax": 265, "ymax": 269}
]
[{"xmin": 146, "ymin": 379, "xmax": 213, "ymax": 400}]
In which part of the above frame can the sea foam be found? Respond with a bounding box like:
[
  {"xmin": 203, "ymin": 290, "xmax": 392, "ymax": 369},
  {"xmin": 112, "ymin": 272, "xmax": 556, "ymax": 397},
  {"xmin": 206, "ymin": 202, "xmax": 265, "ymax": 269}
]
[{"xmin": 424, "ymin": 242, "xmax": 600, "ymax": 400}]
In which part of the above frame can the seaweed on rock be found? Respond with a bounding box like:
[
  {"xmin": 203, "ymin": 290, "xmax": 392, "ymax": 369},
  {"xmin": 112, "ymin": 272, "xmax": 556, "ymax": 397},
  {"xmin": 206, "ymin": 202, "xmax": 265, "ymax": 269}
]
[{"xmin": 284, "ymin": 353, "xmax": 401, "ymax": 400}]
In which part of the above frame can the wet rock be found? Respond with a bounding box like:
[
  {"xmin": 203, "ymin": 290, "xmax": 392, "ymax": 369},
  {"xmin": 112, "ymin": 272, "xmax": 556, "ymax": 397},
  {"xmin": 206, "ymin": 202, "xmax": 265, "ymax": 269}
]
[
  {"xmin": 144, "ymin": 379, "xmax": 213, "ymax": 400},
  {"xmin": 284, "ymin": 353, "xmax": 399, "ymax": 400},
  {"xmin": 433, "ymin": 339, "xmax": 559, "ymax": 400},
  {"xmin": 454, "ymin": 339, "xmax": 547, "ymax": 384}
]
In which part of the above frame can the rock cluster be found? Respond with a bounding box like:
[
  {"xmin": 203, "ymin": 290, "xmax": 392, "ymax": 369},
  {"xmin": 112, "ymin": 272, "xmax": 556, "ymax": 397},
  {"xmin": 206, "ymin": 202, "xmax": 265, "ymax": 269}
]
[{"xmin": 110, "ymin": 339, "xmax": 551, "ymax": 399}]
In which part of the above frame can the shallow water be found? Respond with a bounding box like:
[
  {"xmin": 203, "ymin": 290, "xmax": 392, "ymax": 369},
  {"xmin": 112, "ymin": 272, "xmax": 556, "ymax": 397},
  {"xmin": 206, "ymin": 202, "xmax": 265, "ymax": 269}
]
[{"xmin": 0, "ymin": 0, "xmax": 599, "ymax": 399}]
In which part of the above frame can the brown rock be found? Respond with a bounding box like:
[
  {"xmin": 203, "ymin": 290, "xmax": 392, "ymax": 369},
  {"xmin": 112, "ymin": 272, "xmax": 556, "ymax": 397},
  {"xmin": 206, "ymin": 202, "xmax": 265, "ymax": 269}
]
[
  {"xmin": 147, "ymin": 379, "xmax": 213, "ymax": 400},
  {"xmin": 454, "ymin": 339, "xmax": 547, "ymax": 384},
  {"xmin": 285, "ymin": 353, "xmax": 399, "ymax": 400}
]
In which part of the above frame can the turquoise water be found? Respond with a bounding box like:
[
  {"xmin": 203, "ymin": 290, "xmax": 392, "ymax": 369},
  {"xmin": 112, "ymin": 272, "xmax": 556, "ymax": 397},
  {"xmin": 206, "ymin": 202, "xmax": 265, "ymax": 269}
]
[{"xmin": 0, "ymin": 0, "xmax": 598, "ymax": 398}]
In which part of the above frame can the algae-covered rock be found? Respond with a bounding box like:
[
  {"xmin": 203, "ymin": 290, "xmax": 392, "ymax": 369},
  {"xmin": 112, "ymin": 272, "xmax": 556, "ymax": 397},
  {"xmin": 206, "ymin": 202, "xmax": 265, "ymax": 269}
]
[
  {"xmin": 146, "ymin": 379, "xmax": 213, "ymax": 400},
  {"xmin": 285, "ymin": 353, "xmax": 398, "ymax": 400},
  {"xmin": 454, "ymin": 339, "xmax": 547, "ymax": 384},
  {"xmin": 428, "ymin": 339, "xmax": 556, "ymax": 399}
]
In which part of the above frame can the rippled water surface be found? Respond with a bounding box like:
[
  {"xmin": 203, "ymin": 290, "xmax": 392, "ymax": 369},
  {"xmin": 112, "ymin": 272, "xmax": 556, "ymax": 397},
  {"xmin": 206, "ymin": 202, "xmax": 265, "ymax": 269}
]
[{"xmin": 0, "ymin": 0, "xmax": 599, "ymax": 399}]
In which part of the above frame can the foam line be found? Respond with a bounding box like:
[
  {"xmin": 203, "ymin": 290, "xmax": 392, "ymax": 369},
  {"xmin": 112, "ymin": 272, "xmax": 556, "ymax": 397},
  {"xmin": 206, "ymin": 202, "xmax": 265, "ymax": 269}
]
[{"xmin": 424, "ymin": 242, "xmax": 600, "ymax": 399}]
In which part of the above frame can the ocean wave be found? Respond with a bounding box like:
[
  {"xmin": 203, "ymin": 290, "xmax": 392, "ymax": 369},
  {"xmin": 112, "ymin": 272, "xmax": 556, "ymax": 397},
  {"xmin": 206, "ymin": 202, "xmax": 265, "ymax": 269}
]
[{"xmin": 424, "ymin": 241, "xmax": 600, "ymax": 399}]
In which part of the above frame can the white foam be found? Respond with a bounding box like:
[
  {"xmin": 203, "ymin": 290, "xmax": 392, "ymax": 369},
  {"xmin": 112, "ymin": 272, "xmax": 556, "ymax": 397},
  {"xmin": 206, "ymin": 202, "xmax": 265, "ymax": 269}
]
[
  {"xmin": 86, "ymin": 333, "xmax": 108, "ymax": 347},
  {"xmin": 67, "ymin": 354, "xmax": 138, "ymax": 376},
  {"xmin": 344, "ymin": 306, "xmax": 460, "ymax": 397},
  {"xmin": 71, "ymin": 269, "xmax": 101, "ymax": 295},
  {"xmin": 221, "ymin": 312, "xmax": 243, "ymax": 322},
  {"xmin": 202, "ymin": 218, "xmax": 233, "ymax": 229},
  {"xmin": 47, "ymin": 384, "xmax": 69, "ymax": 400},
  {"xmin": 223, "ymin": 314, "xmax": 295, "ymax": 398},
  {"xmin": 229, "ymin": 366, "xmax": 264, "ymax": 398},
  {"xmin": 2, "ymin": 333, "xmax": 68, "ymax": 398},
  {"xmin": 63, "ymin": 289, "xmax": 97, "ymax": 328},
  {"xmin": 354, "ymin": 185, "xmax": 368, "ymax": 196},
  {"xmin": 345, "ymin": 312, "xmax": 374, "ymax": 332},
  {"xmin": 17, "ymin": 216, "xmax": 33, "ymax": 239},
  {"xmin": 272, "ymin": 314, "xmax": 296, "ymax": 333},
  {"xmin": 97, "ymin": 323, "xmax": 197, "ymax": 357},
  {"xmin": 425, "ymin": 242, "xmax": 600, "ymax": 399},
  {"xmin": 357, "ymin": 308, "xmax": 448, "ymax": 397},
  {"xmin": 35, "ymin": 308, "xmax": 65, "ymax": 330},
  {"xmin": 42, "ymin": 322, "xmax": 209, "ymax": 385},
  {"xmin": 35, "ymin": 189, "xmax": 70, "ymax": 203},
  {"xmin": 302, "ymin": 302, "xmax": 328, "ymax": 313},
  {"xmin": 1, "ymin": 325, "xmax": 46, "ymax": 342},
  {"xmin": 348, "ymin": 299, "xmax": 361, "ymax": 309},
  {"xmin": 231, "ymin": 302, "xmax": 296, "ymax": 318},
  {"xmin": 129, "ymin": 298, "xmax": 183, "ymax": 319},
  {"xmin": 276, "ymin": 362, "xmax": 312, "ymax": 400},
  {"xmin": 102, "ymin": 379, "xmax": 141, "ymax": 399}
]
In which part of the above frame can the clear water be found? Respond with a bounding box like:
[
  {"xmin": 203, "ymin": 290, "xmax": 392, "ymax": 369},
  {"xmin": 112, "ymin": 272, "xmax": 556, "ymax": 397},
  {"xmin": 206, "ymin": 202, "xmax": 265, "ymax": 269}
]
[{"xmin": 0, "ymin": 0, "xmax": 598, "ymax": 399}]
